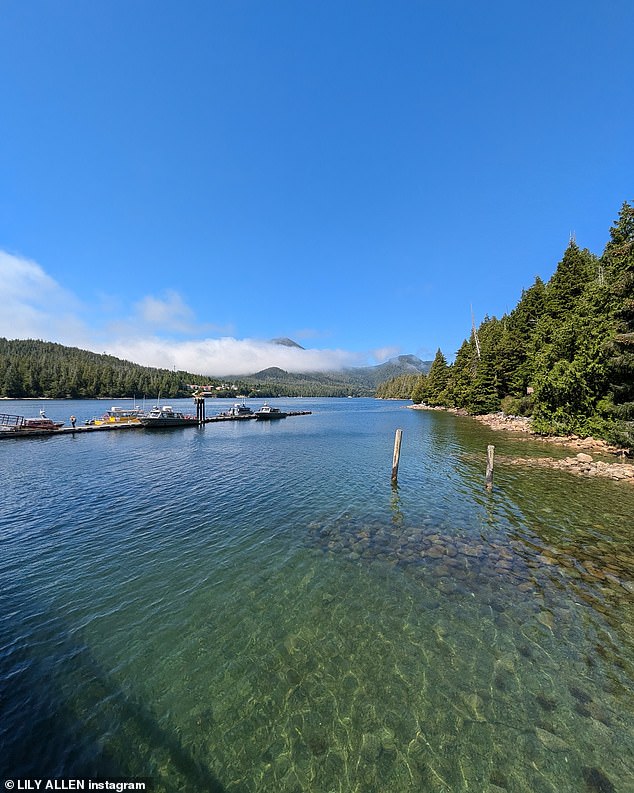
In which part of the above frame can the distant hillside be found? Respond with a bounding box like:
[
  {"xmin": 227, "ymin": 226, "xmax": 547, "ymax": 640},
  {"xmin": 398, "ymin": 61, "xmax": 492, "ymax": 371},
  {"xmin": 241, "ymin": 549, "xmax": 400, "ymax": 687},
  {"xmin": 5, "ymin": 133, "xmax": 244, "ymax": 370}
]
[
  {"xmin": 227, "ymin": 366, "xmax": 371, "ymax": 397},
  {"xmin": 0, "ymin": 338, "xmax": 215, "ymax": 399},
  {"xmin": 227, "ymin": 354, "xmax": 431, "ymax": 397},
  {"xmin": 0, "ymin": 337, "xmax": 432, "ymax": 399},
  {"xmin": 340, "ymin": 354, "xmax": 432, "ymax": 389}
]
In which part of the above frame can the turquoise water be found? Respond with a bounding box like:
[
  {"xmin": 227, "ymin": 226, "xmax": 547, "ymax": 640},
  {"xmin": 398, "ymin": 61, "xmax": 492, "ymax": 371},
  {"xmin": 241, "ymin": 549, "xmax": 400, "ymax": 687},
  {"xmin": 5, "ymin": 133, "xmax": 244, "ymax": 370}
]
[{"xmin": 1, "ymin": 397, "xmax": 633, "ymax": 792}]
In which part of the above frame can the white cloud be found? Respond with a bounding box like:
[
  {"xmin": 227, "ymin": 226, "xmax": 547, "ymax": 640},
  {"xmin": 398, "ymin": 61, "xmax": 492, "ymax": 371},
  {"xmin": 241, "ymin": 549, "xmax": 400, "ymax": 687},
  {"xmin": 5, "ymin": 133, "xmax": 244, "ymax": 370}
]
[
  {"xmin": 0, "ymin": 249, "xmax": 367, "ymax": 375},
  {"xmin": 106, "ymin": 337, "xmax": 363, "ymax": 376},
  {"xmin": 105, "ymin": 290, "xmax": 232, "ymax": 339},
  {"xmin": 134, "ymin": 290, "xmax": 196, "ymax": 332},
  {"xmin": 371, "ymin": 345, "xmax": 401, "ymax": 363},
  {"xmin": 0, "ymin": 250, "xmax": 89, "ymax": 345}
]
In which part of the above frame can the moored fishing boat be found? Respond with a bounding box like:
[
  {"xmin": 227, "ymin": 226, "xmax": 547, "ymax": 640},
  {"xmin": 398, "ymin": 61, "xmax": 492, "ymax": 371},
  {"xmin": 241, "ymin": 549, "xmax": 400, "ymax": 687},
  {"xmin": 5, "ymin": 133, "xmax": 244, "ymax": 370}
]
[
  {"xmin": 0, "ymin": 411, "xmax": 64, "ymax": 433},
  {"xmin": 86, "ymin": 406, "xmax": 144, "ymax": 426},
  {"xmin": 140, "ymin": 405, "xmax": 198, "ymax": 428},
  {"xmin": 217, "ymin": 402, "xmax": 254, "ymax": 418},
  {"xmin": 254, "ymin": 403, "xmax": 287, "ymax": 420},
  {"xmin": 22, "ymin": 417, "xmax": 65, "ymax": 430}
]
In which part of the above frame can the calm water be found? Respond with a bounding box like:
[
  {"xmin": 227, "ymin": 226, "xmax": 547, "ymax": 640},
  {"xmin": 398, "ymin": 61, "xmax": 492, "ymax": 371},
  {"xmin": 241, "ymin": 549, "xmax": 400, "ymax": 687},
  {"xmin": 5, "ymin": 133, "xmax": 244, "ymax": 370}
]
[{"xmin": 1, "ymin": 397, "xmax": 633, "ymax": 792}]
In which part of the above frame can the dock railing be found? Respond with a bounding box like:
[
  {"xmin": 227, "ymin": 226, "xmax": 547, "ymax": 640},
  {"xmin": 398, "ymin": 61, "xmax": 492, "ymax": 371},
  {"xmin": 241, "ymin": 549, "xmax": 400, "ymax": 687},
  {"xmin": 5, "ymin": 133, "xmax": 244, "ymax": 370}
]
[{"xmin": 0, "ymin": 413, "xmax": 26, "ymax": 429}]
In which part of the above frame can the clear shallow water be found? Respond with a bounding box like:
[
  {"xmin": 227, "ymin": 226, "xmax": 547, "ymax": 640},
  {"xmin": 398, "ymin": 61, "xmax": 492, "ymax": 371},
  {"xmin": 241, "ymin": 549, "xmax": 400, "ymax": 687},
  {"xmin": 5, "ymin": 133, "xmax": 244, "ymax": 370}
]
[{"xmin": 1, "ymin": 397, "xmax": 633, "ymax": 792}]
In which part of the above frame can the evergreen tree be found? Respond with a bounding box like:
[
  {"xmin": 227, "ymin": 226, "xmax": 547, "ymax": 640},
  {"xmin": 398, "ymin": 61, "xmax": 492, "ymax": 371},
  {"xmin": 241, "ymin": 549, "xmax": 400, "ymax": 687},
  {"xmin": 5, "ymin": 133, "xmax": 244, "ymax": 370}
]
[
  {"xmin": 543, "ymin": 240, "xmax": 595, "ymax": 319},
  {"xmin": 411, "ymin": 373, "xmax": 427, "ymax": 404},
  {"xmin": 526, "ymin": 242, "xmax": 604, "ymax": 434},
  {"xmin": 3, "ymin": 363, "xmax": 25, "ymax": 397},
  {"xmin": 602, "ymin": 200, "xmax": 634, "ymax": 443},
  {"xmin": 467, "ymin": 345, "xmax": 500, "ymax": 414},
  {"xmin": 503, "ymin": 276, "xmax": 546, "ymax": 397},
  {"xmin": 424, "ymin": 349, "xmax": 450, "ymax": 406},
  {"xmin": 447, "ymin": 339, "xmax": 476, "ymax": 408}
]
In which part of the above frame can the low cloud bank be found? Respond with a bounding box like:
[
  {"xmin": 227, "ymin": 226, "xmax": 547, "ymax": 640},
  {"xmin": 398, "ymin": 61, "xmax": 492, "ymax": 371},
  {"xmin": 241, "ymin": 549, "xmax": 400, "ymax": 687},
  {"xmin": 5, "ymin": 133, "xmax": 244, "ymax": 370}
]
[{"xmin": 107, "ymin": 337, "xmax": 365, "ymax": 376}]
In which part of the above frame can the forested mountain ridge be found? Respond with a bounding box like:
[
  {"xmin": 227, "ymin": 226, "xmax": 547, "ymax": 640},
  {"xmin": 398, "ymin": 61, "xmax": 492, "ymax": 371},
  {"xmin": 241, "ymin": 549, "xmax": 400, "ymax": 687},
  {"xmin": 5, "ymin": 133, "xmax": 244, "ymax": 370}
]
[
  {"xmin": 389, "ymin": 201, "xmax": 634, "ymax": 447},
  {"xmin": 227, "ymin": 367, "xmax": 373, "ymax": 397},
  {"xmin": 0, "ymin": 339, "xmax": 212, "ymax": 399},
  {"xmin": 223, "ymin": 355, "xmax": 431, "ymax": 397}
]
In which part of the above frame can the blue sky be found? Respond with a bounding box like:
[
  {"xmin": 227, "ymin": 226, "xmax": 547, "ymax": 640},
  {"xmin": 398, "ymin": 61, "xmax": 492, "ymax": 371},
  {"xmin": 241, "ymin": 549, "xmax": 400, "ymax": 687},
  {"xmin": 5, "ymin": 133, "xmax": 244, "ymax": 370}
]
[{"xmin": 1, "ymin": 1, "xmax": 632, "ymax": 374}]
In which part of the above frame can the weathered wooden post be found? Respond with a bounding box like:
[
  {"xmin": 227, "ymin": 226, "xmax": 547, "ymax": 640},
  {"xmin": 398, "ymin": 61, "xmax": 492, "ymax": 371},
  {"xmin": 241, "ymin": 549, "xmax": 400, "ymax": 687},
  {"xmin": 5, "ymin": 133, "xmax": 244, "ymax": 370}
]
[
  {"xmin": 485, "ymin": 444, "xmax": 495, "ymax": 490},
  {"xmin": 391, "ymin": 429, "xmax": 403, "ymax": 486}
]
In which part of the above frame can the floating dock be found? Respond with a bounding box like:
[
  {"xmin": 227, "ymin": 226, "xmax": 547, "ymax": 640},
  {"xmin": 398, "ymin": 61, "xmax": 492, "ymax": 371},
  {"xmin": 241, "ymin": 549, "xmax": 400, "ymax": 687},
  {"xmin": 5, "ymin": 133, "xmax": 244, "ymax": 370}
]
[{"xmin": 0, "ymin": 411, "xmax": 312, "ymax": 440}]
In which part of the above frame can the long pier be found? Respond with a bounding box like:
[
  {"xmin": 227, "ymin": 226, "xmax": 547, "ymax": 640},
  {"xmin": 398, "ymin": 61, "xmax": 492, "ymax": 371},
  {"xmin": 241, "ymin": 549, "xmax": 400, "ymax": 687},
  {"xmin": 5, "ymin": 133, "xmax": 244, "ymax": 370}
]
[{"xmin": 0, "ymin": 411, "xmax": 312, "ymax": 440}]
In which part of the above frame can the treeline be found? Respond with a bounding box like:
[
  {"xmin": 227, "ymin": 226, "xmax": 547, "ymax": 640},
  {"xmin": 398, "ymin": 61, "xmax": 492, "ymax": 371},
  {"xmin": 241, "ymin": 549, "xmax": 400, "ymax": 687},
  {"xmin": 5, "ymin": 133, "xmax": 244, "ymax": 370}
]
[
  {"xmin": 381, "ymin": 201, "xmax": 634, "ymax": 446},
  {"xmin": 230, "ymin": 381, "xmax": 366, "ymax": 398},
  {"xmin": 0, "ymin": 339, "xmax": 214, "ymax": 399},
  {"xmin": 227, "ymin": 367, "xmax": 371, "ymax": 398}
]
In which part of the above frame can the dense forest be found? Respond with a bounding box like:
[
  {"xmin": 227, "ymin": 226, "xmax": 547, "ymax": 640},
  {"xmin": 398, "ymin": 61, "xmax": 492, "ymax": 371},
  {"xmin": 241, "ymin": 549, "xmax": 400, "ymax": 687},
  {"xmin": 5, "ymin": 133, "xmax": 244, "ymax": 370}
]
[
  {"xmin": 0, "ymin": 339, "xmax": 214, "ymax": 399},
  {"xmin": 0, "ymin": 340, "xmax": 370, "ymax": 400},
  {"xmin": 382, "ymin": 201, "xmax": 634, "ymax": 447}
]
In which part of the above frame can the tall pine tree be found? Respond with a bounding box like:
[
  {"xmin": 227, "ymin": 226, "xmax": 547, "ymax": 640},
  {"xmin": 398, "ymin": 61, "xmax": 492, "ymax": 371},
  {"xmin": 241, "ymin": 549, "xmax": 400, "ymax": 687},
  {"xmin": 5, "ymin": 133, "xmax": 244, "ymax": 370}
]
[{"xmin": 602, "ymin": 201, "xmax": 634, "ymax": 444}]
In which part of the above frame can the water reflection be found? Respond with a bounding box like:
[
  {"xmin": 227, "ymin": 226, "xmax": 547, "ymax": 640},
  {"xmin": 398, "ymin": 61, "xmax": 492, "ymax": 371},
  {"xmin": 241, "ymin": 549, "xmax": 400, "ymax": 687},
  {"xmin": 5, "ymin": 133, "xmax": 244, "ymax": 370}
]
[{"xmin": 390, "ymin": 485, "xmax": 404, "ymax": 527}]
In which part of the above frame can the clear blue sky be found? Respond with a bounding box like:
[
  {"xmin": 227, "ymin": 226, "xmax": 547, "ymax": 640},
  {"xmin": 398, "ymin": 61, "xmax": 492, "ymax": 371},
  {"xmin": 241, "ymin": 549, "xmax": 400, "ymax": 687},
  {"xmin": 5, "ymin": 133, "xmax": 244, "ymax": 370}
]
[{"xmin": 1, "ymin": 0, "xmax": 632, "ymax": 374}]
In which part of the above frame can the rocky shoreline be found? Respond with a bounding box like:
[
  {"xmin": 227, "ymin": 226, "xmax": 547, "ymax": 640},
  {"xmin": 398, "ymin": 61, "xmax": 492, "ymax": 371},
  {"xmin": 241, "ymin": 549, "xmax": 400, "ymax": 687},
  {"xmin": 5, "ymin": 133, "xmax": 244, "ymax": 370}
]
[
  {"xmin": 497, "ymin": 451, "xmax": 634, "ymax": 482},
  {"xmin": 409, "ymin": 404, "xmax": 634, "ymax": 482}
]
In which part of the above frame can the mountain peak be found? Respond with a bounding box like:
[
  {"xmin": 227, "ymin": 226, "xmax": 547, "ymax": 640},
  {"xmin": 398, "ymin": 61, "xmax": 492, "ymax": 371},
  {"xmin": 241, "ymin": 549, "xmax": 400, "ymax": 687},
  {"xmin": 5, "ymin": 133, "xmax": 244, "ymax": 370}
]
[
  {"xmin": 387, "ymin": 354, "xmax": 427, "ymax": 369},
  {"xmin": 271, "ymin": 337, "xmax": 305, "ymax": 349}
]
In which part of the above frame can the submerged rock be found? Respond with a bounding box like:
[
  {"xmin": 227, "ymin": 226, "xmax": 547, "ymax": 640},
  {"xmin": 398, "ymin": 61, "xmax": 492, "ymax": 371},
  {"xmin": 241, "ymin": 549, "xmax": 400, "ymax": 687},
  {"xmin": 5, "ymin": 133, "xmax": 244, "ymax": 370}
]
[
  {"xmin": 535, "ymin": 727, "xmax": 570, "ymax": 752},
  {"xmin": 581, "ymin": 766, "xmax": 616, "ymax": 792},
  {"xmin": 569, "ymin": 685, "xmax": 592, "ymax": 704},
  {"xmin": 535, "ymin": 693, "xmax": 558, "ymax": 712}
]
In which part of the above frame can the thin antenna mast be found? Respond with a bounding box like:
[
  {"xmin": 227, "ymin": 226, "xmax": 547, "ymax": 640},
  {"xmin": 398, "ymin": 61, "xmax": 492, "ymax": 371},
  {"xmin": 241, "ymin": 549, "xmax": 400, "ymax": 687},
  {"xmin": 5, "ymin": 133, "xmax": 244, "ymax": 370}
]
[{"xmin": 471, "ymin": 305, "xmax": 481, "ymax": 359}]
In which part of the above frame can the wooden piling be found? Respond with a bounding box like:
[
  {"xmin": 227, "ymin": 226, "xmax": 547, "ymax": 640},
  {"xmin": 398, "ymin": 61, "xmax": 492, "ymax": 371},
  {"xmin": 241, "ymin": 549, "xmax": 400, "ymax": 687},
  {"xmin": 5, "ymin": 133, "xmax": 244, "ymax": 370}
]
[
  {"xmin": 485, "ymin": 444, "xmax": 495, "ymax": 490},
  {"xmin": 391, "ymin": 429, "xmax": 403, "ymax": 486},
  {"xmin": 194, "ymin": 394, "xmax": 205, "ymax": 425}
]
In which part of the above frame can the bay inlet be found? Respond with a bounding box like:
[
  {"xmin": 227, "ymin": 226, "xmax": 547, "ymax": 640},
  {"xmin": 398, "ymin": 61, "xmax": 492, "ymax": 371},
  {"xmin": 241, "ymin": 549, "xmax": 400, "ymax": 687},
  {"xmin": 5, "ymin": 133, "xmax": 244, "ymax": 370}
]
[{"xmin": 1, "ymin": 398, "xmax": 633, "ymax": 791}]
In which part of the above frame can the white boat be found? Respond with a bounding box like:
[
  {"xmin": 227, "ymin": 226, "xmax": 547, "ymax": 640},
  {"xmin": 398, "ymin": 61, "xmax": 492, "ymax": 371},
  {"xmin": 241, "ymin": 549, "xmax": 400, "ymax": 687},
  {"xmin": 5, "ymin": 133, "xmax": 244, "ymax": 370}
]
[
  {"xmin": 254, "ymin": 403, "xmax": 287, "ymax": 420},
  {"xmin": 218, "ymin": 402, "xmax": 254, "ymax": 418},
  {"xmin": 140, "ymin": 406, "xmax": 198, "ymax": 428}
]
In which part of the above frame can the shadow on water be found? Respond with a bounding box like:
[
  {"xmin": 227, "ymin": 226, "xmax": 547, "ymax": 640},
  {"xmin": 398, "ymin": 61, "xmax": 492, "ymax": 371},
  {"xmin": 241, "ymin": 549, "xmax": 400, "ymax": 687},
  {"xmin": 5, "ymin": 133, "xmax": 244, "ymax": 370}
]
[{"xmin": 0, "ymin": 599, "xmax": 226, "ymax": 792}]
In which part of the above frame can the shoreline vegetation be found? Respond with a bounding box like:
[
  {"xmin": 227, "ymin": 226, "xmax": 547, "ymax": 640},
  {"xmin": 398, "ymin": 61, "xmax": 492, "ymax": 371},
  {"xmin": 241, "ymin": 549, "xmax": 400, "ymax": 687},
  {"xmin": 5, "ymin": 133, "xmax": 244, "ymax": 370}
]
[
  {"xmin": 378, "ymin": 200, "xmax": 634, "ymax": 452},
  {"xmin": 410, "ymin": 403, "xmax": 634, "ymax": 481}
]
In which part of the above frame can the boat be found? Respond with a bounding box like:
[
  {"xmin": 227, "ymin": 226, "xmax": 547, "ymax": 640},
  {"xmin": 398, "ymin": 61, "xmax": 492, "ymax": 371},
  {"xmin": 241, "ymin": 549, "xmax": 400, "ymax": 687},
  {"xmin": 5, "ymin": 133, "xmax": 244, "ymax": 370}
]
[
  {"xmin": 254, "ymin": 403, "xmax": 287, "ymax": 420},
  {"xmin": 217, "ymin": 402, "xmax": 254, "ymax": 418},
  {"xmin": 139, "ymin": 406, "xmax": 198, "ymax": 428},
  {"xmin": 86, "ymin": 406, "xmax": 144, "ymax": 426},
  {"xmin": 22, "ymin": 417, "xmax": 65, "ymax": 430},
  {"xmin": 22, "ymin": 410, "xmax": 64, "ymax": 430},
  {"xmin": 0, "ymin": 412, "xmax": 64, "ymax": 432}
]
